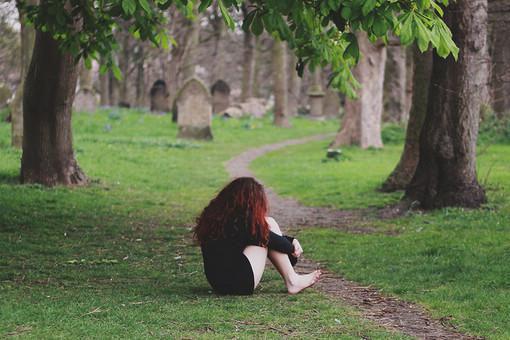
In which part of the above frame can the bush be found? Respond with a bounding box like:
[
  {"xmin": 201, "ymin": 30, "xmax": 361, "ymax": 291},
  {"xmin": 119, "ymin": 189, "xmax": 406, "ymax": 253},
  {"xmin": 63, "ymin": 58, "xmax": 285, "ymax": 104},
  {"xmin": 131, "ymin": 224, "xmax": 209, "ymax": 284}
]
[
  {"xmin": 0, "ymin": 106, "xmax": 10, "ymax": 122},
  {"xmin": 381, "ymin": 123, "xmax": 405, "ymax": 145},
  {"xmin": 479, "ymin": 110, "xmax": 510, "ymax": 144}
]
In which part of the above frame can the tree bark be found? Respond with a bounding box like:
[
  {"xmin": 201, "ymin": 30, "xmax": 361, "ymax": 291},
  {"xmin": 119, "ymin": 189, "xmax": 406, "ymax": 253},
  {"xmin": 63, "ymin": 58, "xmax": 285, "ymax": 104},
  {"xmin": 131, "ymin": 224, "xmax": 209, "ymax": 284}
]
[
  {"xmin": 488, "ymin": 0, "xmax": 510, "ymax": 116},
  {"xmin": 99, "ymin": 61, "xmax": 109, "ymax": 106},
  {"xmin": 135, "ymin": 44, "xmax": 146, "ymax": 108},
  {"xmin": 381, "ymin": 47, "xmax": 432, "ymax": 192},
  {"xmin": 11, "ymin": 0, "xmax": 36, "ymax": 148},
  {"xmin": 330, "ymin": 32, "xmax": 386, "ymax": 148},
  {"xmin": 383, "ymin": 45, "xmax": 408, "ymax": 123},
  {"xmin": 287, "ymin": 49, "xmax": 301, "ymax": 115},
  {"xmin": 21, "ymin": 29, "xmax": 87, "ymax": 186},
  {"xmin": 209, "ymin": 7, "xmax": 227, "ymax": 84},
  {"xmin": 405, "ymin": 0, "xmax": 489, "ymax": 208},
  {"xmin": 118, "ymin": 31, "xmax": 131, "ymax": 105},
  {"xmin": 272, "ymin": 39, "xmax": 290, "ymax": 127},
  {"xmin": 241, "ymin": 31, "xmax": 256, "ymax": 102}
]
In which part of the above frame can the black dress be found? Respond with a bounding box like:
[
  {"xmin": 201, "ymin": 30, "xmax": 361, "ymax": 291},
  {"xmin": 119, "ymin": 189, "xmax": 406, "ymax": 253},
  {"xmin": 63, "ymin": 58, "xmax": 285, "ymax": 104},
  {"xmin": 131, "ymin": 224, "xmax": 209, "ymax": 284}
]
[{"xmin": 200, "ymin": 220, "xmax": 296, "ymax": 295}]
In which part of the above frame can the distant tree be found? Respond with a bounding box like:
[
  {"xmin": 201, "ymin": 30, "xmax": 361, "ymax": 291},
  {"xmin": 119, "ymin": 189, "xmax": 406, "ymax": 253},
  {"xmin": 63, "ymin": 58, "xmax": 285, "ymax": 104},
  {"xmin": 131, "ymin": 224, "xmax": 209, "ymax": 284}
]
[
  {"xmin": 272, "ymin": 38, "xmax": 289, "ymax": 127},
  {"xmin": 330, "ymin": 32, "xmax": 386, "ymax": 149},
  {"xmin": 488, "ymin": 0, "xmax": 510, "ymax": 116},
  {"xmin": 10, "ymin": 0, "xmax": 37, "ymax": 149},
  {"xmin": 20, "ymin": 0, "xmax": 457, "ymax": 186}
]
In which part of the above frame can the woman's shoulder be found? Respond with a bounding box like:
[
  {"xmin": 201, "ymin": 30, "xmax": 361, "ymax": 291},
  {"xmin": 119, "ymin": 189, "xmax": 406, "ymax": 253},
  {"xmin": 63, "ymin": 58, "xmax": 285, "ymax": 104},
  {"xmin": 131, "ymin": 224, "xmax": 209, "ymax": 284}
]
[{"xmin": 265, "ymin": 216, "xmax": 278, "ymax": 227}]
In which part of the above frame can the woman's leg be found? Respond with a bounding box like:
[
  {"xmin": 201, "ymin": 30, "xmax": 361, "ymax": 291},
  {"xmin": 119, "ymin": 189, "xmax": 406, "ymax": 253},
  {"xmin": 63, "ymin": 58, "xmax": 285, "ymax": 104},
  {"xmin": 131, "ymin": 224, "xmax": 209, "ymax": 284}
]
[
  {"xmin": 243, "ymin": 245, "xmax": 268, "ymax": 289},
  {"xmin": 266, "ymin": 217, "xmax": 321, "ymax": 294}
]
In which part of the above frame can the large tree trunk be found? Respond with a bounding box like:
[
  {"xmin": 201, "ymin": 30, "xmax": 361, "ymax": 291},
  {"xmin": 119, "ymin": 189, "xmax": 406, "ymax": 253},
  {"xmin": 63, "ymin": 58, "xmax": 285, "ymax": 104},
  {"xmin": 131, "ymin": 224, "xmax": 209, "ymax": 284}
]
[
  {"xmin": 272, "ymin": 39, "xmax": 290, "ymax": 127},
  {"xmin": 21, "ymin": 30, "xmax": 86, "ymax": 186},
  {"xmin": 383, "ymin": 45, "xmax": 408, "ymax": 123},
  {"xmin": 405, "ymin": 0, "xmax": 489, "ymax": 208},
  {"xmin": 11, "ymin": 0, "xmax": 36, "ymax": 148},
  {"xmin": 330, "ymin": 32, "xmax": 386, "ymax": 148},
  {"xmin": 488, "ymin": 0, "xmax": 510, "ymax": 116},
  {"xmin": 381, "ymin": 47, "xmax": 432, "ymax": 192}
]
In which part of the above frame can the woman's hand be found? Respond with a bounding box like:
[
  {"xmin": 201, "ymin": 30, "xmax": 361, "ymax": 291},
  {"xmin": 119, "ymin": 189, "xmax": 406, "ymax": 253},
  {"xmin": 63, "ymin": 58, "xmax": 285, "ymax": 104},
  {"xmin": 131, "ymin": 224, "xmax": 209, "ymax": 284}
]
[{"xmin": 292, "ymin": 239, "xmax": 303, "ymax": 258}]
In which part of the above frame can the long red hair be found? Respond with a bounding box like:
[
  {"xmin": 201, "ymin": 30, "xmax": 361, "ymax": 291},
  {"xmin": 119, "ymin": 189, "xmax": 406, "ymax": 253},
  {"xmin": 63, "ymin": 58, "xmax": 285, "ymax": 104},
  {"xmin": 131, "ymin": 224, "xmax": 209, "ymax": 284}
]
[{"xmin": 194, "ymin": 177, "xmax": 270, "ymax": 246}]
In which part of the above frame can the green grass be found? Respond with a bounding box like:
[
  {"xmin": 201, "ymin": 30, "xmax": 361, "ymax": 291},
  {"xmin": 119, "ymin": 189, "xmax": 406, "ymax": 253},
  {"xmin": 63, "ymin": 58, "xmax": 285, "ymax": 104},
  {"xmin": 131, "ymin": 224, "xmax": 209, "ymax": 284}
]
[
  {"xmin": 0, "ymin": 110, "xmax": 407, "ymax": 338},
  {"xmin": 252, "ymin": 139, "xmax": 510, "ymax": 339}
]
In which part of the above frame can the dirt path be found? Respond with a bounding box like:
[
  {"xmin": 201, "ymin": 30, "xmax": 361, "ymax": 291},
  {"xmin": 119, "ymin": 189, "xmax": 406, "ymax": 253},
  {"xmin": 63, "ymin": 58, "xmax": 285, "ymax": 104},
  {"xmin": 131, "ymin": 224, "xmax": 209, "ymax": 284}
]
[{"xmin": 225, "ymin": 134, "xmax": 481, "ymax": 340}]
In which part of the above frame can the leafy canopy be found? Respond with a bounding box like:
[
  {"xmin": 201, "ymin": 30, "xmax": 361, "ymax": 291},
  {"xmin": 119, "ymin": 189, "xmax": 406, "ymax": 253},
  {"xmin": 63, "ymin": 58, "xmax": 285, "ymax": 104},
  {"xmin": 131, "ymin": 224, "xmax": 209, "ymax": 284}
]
[{"xmin": 21, "ymin": 0, "xmax": 458, "ymax": 96}]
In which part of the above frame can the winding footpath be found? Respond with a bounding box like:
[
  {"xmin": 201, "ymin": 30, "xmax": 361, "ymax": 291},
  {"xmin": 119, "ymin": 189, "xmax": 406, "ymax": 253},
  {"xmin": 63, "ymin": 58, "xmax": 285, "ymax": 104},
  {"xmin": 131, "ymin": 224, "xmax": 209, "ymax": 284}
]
[{"xmin": 225, "ymin": 134, "xmax": 481, "ymax": 340}]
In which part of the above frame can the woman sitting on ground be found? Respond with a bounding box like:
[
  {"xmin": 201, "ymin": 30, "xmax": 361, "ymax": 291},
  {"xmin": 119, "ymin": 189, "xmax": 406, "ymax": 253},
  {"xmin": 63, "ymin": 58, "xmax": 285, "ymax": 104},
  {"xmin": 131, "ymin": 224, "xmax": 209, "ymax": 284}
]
[{"xmin": 194, "ymin": 177, "xmax": 321, "ymax": 295}]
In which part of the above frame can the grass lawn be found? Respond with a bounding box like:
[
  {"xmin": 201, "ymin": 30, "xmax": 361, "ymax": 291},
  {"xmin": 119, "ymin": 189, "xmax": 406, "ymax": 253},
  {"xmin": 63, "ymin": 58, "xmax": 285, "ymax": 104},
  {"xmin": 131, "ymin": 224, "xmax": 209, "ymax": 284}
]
[
  {"xmin": 0, "ymin": 110, "xmax": 409, "ymax": 338},
  {"xmin": 252, "ymin": 139, "xmax": 510, "ymax": 339}
]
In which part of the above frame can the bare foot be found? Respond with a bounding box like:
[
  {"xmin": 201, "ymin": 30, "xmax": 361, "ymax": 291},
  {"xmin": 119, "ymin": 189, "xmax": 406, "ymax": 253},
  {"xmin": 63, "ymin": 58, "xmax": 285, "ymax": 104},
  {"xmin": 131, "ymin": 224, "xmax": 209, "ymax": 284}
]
[{"xmin": 286, "ymin": 270, "xmax": 321, "ymax": 295}]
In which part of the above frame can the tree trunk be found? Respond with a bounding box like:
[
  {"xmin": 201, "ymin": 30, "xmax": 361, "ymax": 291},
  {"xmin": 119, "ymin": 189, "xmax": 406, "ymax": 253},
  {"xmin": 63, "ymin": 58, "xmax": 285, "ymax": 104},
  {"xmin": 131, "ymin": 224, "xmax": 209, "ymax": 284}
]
[
  {"xmin": 21, "ymin": 29, "xmax": 87, "ymax": 186},
  {"xmin": 272, "ymin": 39, "xmax": 290, "ymax": 127},
  {"xmin": 135, "ymin": 44, "xmax": 146, "ymax": 108},
  {"xmin": 488, "ymin": 0, "xmax": 510, "ymax": 116},
  {"xmin": 287, "ymin": 49, "xmax": 301, "ymax": 115},
  {"xmin": 330, "ymin": 32, "xmax": 386, "ymax": 148},
  {"xmin": 383, "ymin": 45, "xmax": 408, "ymax": 123},
  {"xmin": 118, "ymin": 31, "xmax": 131, "ymax": 105},
  {"xmin": 381, "ymin": 47, "xmax": 432, "ymax": 192},
  {"xmin": 73, "ymin": 60, "xmax": 97, "ymax": 112},
  {"xmin": 210, "ymin": 10, "xmax": 227, "ymax": 84},
  {"xmin": 11, "ymin": 0, "xmax": 36, "ymax": 148},
  {"xmin": 405, "ymin": 0, "xmax": 489, "ymax": 208},
  {"xmin": 99, "ymin": 63, "xmax": 109, "ymax": 106},
  {"xmin": 241, "ymin": 31, "xmax": 256, "ymax": 102}
]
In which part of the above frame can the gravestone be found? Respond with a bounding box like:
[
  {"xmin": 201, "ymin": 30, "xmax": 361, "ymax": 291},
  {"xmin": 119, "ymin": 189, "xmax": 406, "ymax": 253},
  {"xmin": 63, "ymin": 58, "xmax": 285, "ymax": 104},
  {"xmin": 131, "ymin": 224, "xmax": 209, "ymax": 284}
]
[
  {"xmin": 308, "ymin": 85, "xmax": 325, "ymax": 116},
  {"xmin": 211, "ymin": 80, "xmax": 230, "ymax": 114},
  {"xmin": 150, "ymin": 79, "xmax": 170, "ymax": 113},
  {"xmin": 176, "ymin": 78, "xmax": 213, "ymax": 140}
]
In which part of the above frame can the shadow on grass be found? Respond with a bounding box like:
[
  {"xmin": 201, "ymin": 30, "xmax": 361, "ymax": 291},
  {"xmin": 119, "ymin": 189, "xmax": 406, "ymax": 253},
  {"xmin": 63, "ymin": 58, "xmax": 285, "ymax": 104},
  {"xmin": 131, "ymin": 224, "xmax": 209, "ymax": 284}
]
[{"xmin": 0, "ymin": 171, "xmax": 19, "ymax": 185}]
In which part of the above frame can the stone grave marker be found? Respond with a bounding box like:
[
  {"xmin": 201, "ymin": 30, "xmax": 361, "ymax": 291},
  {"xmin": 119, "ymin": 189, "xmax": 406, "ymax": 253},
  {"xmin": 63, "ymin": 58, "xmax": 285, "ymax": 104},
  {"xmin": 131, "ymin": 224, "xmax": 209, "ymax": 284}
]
[
  {"xmin": 176, "ymin": 78, "xmax": 213, "ymax": 140},
  {"xmin": 210, "ymin": 79, "xmax": 230, "ymax": 114},
  {"xmin": 150, "ymin": 79, "xmax": 170, "ymax": 113}
]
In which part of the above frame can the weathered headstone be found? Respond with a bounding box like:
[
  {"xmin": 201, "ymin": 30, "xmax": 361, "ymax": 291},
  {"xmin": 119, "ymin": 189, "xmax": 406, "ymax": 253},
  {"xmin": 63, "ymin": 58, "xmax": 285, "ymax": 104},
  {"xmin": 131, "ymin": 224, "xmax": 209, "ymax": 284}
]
[
  {"xmin": 176, "ymin": 78, "xmax": 213, "ymax": 140},
  {"xmin": 308, "ymin": 85, "xmax": 325, "ymax": 117},
  {"xmin": 211, "ymin": 79, "xmax": 230, "ymax": 114},
  {"xmin": 150, "ymin": 79, "xmax": 170, "ymax": 113}
]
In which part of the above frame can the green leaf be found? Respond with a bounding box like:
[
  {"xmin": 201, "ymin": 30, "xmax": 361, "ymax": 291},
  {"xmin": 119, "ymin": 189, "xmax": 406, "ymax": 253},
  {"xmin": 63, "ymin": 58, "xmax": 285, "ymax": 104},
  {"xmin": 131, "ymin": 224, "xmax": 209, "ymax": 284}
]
[
  {"xmin": 399, "ymin": 12, "xmax": 414, "ymax": 45},
  {"xmin": 138, "ymin": 0, "xmax": 151, "ymax": 14},
  {"xmin": 361, "ymin": 0, "xmax": 377, "ymax": 16},
  {"xmin": 198, "ymin": 0, "xmax": 213, "ymax": 13},
  {"xmin": 340, "ymin": 6, "xmax": 352, "ymax": 20},
  {"xmin": 251, "ymin": 12, "xmax": 264, "ymax": 36},
  {"xmin": 343, "ymin": 33, "xmax": 360, "ymax": 63},
  {"xmin": 372, "ymin": 15, "xmax": 387, "ymax": 37},
  {"xmin": 112, "ymin": 63, "xmax": 123, "ymax": 80},
  {"xmin": 415, "ymin": 17, "xmax": 431, "ymax": 52},
  {"xmin": 431, "ymin": 1, "xmax": 444, "ymax": 16},
  {"xmin": 218, "ymin": 0, "xmax": 235, "ymax": 30},
  {"xmin": 121, "ymin": 0, "xmax": 136, "ymax": 15}
]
